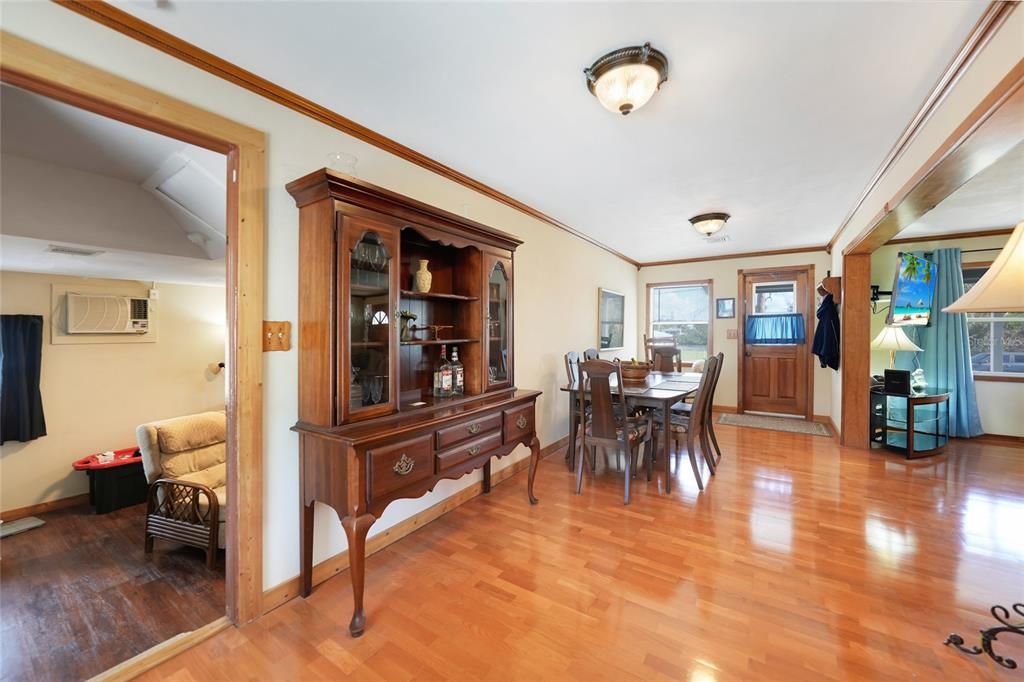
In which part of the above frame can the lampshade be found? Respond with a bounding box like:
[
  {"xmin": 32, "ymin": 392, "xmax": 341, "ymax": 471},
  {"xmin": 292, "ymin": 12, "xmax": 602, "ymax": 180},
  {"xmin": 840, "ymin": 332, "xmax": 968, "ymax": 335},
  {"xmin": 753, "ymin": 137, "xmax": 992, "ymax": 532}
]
[
  {"xmin": 870, "ymin": 326, "xmax": 922, "ymax": 352},
  {"xmin": 585, "ymin": 43, "xmax": 668, "ymax": 116},
  {"xmin": 690, "ymin": 212, "xmax": 730, "ymax": 237},
  {"xmin": 944, "ymin": 221, "xmax": 1024, "ymax": 313}
]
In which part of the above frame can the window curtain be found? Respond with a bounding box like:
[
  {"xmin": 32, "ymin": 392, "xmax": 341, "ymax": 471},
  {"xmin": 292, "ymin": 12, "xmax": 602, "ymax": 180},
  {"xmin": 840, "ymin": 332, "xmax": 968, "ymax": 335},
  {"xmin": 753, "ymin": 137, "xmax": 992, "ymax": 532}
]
[
  {"xmin": 746, "ymin": 313, "xmax": 806, "ymax": 344},
  {"xmin": 0, "ymin": 315, "xmax": 47, "ymax": 444},
  {"xmin": 895, "ymin": 248, "xmax": 983, "ymax": 438}
]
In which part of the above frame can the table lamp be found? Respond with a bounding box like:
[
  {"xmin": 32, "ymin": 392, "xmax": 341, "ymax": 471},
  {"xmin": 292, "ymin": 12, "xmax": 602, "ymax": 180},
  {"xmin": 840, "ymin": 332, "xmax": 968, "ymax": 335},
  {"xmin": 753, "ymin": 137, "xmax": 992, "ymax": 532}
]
[
  {"xmin": 871, "ymin": 325, "xmax": 922, "ymax": 368},
  {"xmin": 945, "ymin": 221, "xmax": 1024, "ymax": 312}
]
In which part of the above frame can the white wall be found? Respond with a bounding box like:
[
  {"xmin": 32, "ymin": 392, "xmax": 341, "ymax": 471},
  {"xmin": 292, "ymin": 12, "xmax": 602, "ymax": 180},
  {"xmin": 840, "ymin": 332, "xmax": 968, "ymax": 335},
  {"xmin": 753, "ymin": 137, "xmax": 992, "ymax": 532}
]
[
  {"xmin": 827, "ymin": 9, "xmax": 1024, "ymax": 430},
  {"xmin": 0, "ymin": 2, "xmax": 639, "ymax": 588},
  {"xmin": 1, "ymin": 153, "xmax": 205, "ymax": 259},
  {"xmin": 869, "ymin": 233, "xmax": 1022, "ymax": 437},
  {"xmin": 0, "ymin": 272, "xmax": 226, "ymax": 511},
  {"xmin": 638, "ymin": 250, "xmax": 835, "ymax": 419}
]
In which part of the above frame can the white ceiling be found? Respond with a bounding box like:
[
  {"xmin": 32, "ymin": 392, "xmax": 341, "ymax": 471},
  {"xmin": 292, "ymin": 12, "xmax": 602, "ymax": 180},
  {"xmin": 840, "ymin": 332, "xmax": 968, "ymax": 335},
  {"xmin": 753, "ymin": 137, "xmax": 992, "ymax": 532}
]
[
  {"xmin": 111, "ymin": 0, "xmax": 987, "ymax": 262},
  {"xmin": 898, "ymin": 141, "xmax": 1024, "ymax": 238},
  {"xmin": 1, "ymin": 83, "xmax": 228, "ymax": 282}
]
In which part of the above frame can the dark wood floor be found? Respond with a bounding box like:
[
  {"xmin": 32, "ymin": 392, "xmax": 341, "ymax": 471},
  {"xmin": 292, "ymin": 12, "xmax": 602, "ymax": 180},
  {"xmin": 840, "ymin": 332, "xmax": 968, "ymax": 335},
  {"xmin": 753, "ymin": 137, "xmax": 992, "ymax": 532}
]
[
  {"xmin": 1, "ymin": 502, "xmax": 225, "ymax": 681},
  {"xmin": 140, "ymin": 426, "xmax": 1023, "ymax": 681}
]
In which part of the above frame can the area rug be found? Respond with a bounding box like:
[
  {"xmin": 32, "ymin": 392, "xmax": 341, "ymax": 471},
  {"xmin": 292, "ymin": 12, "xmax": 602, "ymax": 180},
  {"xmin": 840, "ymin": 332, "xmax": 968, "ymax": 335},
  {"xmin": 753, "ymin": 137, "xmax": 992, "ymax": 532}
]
[{"xmin": 717, "ymin": 413, "xmax": 831, "ymax": 437}]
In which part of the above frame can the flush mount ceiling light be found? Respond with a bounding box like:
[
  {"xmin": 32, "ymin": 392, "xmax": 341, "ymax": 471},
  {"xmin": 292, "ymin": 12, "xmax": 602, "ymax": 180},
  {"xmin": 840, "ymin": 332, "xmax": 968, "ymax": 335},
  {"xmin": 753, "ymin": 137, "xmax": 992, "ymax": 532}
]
[
  {"xmin": 584, "ymin": 42, "xmax": 668, "ymax": 116},
  {"xmin": 689, "ymin": 212, "xmax": 731, "ymax": 237}
]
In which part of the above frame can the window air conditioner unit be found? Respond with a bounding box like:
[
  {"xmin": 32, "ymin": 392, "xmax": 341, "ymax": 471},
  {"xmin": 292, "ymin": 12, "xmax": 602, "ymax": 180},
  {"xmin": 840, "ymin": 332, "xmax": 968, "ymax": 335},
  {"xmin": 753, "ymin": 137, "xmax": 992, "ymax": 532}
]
[{"xmin": 66, "ymin": 293, "xmax": 150, "ymax": 334}]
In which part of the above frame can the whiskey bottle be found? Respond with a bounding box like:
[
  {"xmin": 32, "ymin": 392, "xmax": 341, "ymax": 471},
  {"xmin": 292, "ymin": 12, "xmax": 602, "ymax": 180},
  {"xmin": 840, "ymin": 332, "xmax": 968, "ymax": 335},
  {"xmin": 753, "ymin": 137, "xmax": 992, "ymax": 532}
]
[
  {"xmin": 451, "ymin": 346, "xmax": 465, "ymax": 395},
  {"xmin": 433, "ymin": 344, "xmax": 453, "ymax": 398}
]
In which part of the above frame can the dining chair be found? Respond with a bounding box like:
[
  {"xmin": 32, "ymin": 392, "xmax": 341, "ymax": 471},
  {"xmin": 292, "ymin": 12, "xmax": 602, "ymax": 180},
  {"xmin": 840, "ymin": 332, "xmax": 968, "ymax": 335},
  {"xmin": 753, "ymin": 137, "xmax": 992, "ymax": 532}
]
[
  {"xmin": 564, "ymin": 351, "xmax": 587, "ymax": 469},
  {"xmin": 656, "ymin": 355, "xmax": 719, "ymax": 491},
  {"xmin": 583, "ymin": 348, "xmax": 599, "ymax": 361},
  {"xmin": 574, "ymin": 359, "xmax": 653, "ymax": 504},
  {"xmin": 652, "ymin": 348, "xmax": 679, "ymax": 372},
  {"xmin": 672, "ymin": 352, "xmax": 723, "ymax": 466}
]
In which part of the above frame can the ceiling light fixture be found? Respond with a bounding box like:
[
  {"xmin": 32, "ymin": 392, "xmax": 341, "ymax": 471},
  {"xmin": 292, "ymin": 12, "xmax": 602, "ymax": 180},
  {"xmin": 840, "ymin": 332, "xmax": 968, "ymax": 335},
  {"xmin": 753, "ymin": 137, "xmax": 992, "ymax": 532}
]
[
  {"xmin": 689, "ymin": 212, "xmax": 731, "ymax": 237},
  {"xmin": 584, "ymin": 42, "xmax": 668, "ymax": 116}
]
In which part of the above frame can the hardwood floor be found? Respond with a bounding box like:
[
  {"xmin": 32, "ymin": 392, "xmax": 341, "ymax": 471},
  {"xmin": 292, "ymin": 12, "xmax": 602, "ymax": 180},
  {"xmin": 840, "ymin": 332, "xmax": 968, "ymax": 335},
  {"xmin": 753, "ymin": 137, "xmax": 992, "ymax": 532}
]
[
  {"xmin": 1, "ymin": 502, "xmax": 225, "ymax": 681},
  {"xmin": 138, "ymin": 425, "xmax": 1023, "ymax": 681}
]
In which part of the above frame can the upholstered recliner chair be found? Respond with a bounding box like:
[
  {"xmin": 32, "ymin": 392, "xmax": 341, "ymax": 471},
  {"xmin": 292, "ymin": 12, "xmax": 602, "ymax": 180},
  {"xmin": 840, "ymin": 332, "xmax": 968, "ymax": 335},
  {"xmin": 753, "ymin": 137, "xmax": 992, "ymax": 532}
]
[{"xmin": 136, "ymin": 410, "xmax": 226, "ymax": 568}]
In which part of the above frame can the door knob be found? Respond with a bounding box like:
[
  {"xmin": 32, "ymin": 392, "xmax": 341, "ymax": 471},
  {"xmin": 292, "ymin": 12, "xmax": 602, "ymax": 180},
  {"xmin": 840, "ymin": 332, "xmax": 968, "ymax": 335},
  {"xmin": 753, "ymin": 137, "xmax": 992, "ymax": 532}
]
[{"xmin": 744, "ymin": 352, "xmax": 752, "ymax": 357}]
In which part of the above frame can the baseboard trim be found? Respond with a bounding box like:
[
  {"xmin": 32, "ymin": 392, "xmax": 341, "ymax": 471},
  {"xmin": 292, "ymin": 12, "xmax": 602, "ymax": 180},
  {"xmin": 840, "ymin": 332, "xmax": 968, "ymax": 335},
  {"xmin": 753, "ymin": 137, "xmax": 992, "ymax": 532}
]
[
  {"xmin": 1, "ymin": 493, "xmax": 90, "ymax": 522},
  {"xmin": 970, "ymin": 433, "xmax": 1024, "ymax": 445},
  {"xmin": 88, "ymin": 616, "xmax": 231, "ymax": 682},
  {"xmin": 261, "ymin": 436, "xmax": 569, "ymax": 615}
]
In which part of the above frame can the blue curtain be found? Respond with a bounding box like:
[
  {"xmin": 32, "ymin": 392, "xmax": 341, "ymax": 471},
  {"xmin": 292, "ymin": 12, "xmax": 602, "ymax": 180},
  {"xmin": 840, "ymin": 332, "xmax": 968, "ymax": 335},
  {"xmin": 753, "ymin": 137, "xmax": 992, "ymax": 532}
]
[
  {"xmin": 895, "ymin": 248, "xmax": 983, "ymax": 437},
  {"xmin": 746, "ymin": 313, "xmax": 805, "ymax": 344}
]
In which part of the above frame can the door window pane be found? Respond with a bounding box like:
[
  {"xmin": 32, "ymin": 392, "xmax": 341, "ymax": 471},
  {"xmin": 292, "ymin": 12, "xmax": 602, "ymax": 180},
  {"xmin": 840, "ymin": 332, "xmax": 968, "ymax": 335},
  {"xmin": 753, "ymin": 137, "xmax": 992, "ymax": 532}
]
[
  {"xmin": 487, "ymin": 262, "xmax": 508, "ymax": 384},
  {"xmin": 752, "ymin": 282, "xmax": 796, "ymax": 315}
]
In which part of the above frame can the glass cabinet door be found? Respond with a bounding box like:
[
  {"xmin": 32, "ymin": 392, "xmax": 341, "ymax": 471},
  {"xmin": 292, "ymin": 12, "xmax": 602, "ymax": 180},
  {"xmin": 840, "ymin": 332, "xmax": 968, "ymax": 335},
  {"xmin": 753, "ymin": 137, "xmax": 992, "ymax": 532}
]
[
  {"xmin": 485, "ymin": 256, "xmax": 511, "ymax": 388},
  {"xmin": 342, "ymin": 221, "xmax": 399, "ymax": 421}
]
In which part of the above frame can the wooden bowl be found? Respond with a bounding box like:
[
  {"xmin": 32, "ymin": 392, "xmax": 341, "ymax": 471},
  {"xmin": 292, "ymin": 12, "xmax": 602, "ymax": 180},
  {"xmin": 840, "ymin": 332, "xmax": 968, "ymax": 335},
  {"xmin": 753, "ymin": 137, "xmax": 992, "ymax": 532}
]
[{"xmin": 620, "ymin": 362, "xmax": 651, "ymax": 386}]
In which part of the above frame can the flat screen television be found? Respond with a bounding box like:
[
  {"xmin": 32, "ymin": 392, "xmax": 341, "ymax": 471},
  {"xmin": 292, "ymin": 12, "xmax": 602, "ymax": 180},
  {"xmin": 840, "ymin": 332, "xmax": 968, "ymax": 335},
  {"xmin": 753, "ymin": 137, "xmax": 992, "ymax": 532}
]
[{"xmin": 886, "ymin": 253, "xmax": 937, "ymax": 326}]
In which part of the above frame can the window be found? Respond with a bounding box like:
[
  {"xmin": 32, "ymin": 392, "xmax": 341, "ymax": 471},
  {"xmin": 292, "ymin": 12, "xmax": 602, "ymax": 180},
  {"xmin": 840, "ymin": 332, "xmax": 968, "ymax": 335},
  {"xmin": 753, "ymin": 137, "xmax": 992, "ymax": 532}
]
[
  {"xmin": 647, "ymin": 281, "xmax": 711, "ymax": 362},
  {"xmin": 963, "ymin": 264, "xmax": 1024, "ymax": 375},
  {"xmin": 751, "ymin": 282, "xmax": 796, "ymax": 315}
]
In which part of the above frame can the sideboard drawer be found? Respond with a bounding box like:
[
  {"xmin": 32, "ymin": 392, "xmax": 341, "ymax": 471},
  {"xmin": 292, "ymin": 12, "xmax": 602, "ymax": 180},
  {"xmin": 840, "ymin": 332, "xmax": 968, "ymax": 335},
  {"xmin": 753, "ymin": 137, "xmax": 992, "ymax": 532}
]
[
  {"xmin": 436, "ymin": 413, "xmax": 502, "ymax": 450},
  {"xmin": 436, "ymin": 430, "xmax": 502, "ymax": 472},
  {"xmin": 367, "ymin": 435, "xmax": 433, "ymax": 500},
  {"xmin": 503, "ymin": 404, "xmax": 534, "ymax": 443}
]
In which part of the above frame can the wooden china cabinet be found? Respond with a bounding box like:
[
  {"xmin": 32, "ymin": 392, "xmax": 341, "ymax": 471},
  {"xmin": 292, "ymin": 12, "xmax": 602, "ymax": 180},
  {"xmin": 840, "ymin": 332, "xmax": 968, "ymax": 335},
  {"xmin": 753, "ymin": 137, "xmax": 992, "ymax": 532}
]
[{"xmin": 287, "ymin": 168, "xmax": 541, "ymax": 637}]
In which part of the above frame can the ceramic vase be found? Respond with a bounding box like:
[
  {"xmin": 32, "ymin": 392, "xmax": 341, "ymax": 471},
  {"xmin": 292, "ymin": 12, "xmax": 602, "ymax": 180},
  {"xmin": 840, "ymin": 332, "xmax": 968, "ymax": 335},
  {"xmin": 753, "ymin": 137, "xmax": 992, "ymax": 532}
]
[{"xmin": 413, "ymin": 259, "xmax": 432, "ymax": 293}]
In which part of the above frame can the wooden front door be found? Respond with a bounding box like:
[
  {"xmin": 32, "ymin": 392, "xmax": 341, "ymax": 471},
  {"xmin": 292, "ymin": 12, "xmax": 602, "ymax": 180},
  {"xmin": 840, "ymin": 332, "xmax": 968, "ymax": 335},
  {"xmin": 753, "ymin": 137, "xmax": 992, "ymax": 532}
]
[{"xmin": 739, "ymin": 267, "xmax": 814, "ymax": 418}]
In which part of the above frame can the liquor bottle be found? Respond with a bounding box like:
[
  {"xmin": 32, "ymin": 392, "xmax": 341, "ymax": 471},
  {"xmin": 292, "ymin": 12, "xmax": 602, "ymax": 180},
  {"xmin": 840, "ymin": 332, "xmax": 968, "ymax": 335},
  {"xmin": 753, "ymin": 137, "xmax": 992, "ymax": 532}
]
[
  {"xmin": 451, "ymin": 346, "xmax": 465, "ymax": 395},
  {"xmin": 433, "ymin": 344, "xmax": 453, "ymax": 398}
]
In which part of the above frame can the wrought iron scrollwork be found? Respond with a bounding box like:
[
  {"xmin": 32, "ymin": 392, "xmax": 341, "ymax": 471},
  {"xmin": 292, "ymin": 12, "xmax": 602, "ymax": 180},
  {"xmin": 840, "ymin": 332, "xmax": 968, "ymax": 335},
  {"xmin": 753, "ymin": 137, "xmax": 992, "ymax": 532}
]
[{"xmin": 945, "ymin": 603, "xmax": 1024, "ymax": 670}]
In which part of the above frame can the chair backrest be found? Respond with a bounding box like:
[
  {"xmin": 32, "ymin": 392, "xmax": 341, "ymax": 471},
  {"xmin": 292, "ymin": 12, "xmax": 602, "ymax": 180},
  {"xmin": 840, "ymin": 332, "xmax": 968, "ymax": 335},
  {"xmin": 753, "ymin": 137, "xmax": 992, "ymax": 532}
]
[
  {"xmin": 583, "ymin": 347, "xmax": 600, "ymax": 361},
  {"xmin": 652, "ymin": 348, "xmax": 678, "ymax": 372},
  {"xmin": 564, "ymin": 351, "xmax": 581, "ymax": 384},
  {"xmin": 643, "ymin": 333, "xmax": 676, "ymax": 364},
  {"xmin": 702, "ymin": 352, "xmax": 724, "ymax": 421},
  {"xmin": 688, "ymin": 355, "xmax": 719, "ymax": 434},
  {"xmin": 137, "ymin": 411, "xmax": 227, "ymax": 485},
  {"xmin": 579, "ymin": 359, "xmax": 627, "ymax": 441}
]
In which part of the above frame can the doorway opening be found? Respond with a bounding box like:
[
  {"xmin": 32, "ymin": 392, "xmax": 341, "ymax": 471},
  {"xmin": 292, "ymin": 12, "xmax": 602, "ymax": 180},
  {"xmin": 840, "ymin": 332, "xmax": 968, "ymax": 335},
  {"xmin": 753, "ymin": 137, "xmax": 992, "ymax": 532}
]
[{"xmin": 1, "ymin": 33, "xmax": 265, "ymax": 678}]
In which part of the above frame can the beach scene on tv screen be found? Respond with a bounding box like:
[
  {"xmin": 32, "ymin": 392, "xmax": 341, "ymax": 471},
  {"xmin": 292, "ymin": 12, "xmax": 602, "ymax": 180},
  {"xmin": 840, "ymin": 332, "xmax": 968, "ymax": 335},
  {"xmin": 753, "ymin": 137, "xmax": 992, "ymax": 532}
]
[{"xmin": 889, "ymin": 253, "xmax": 937, "ymax": 326}]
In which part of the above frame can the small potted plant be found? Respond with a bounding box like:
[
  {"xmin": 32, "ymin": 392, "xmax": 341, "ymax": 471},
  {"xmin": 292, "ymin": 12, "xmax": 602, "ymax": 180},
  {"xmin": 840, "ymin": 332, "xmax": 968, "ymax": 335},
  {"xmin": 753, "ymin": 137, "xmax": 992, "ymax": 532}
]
[
  {"xmin": 620, "ymin": 358, "xmax": 651, "ymax": 386},
  {"xmin": 398, "ymin": 310, "xmax": 417, "ymax": 341}
]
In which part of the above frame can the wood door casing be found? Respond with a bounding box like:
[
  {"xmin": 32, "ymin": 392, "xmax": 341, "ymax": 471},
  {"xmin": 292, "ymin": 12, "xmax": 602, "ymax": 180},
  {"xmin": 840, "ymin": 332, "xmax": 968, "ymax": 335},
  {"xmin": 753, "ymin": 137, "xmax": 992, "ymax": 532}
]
[{"xmin": 738, "ymin": 266, "xmax": 814, "ymax": 419}]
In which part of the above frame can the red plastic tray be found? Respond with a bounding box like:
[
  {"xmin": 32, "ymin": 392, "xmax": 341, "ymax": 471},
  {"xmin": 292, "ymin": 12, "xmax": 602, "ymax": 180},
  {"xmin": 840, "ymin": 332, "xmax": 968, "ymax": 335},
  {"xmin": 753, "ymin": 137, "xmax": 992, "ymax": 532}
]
[{"xmin": 72, "ymin": 447, "xmax": 141, "ymax": 471}]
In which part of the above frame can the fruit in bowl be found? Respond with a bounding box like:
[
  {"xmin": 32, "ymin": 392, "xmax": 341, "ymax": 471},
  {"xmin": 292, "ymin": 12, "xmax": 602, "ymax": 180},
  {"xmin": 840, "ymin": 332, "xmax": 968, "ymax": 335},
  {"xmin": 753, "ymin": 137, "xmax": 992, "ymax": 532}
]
[{"xmin": 620, "ymin": 358, "xmax": 652, "ymax": 385}]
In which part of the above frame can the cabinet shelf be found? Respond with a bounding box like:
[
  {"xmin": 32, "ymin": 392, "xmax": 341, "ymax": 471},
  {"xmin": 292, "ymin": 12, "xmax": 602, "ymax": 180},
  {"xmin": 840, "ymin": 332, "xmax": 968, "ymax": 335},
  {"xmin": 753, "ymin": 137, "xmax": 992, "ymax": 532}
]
[
  {"xmin": 401, "ymin": 338, "xmax": 479, "ymax": 347},
  {"xmin": 351, "ymin": 284, "xmax": 388, "ymax": 296},
  {"xmin": 400, "ymin": 290, "xmax": 479, "ymax": 302},
  {"xmin": 351, "ymin": 341, "xmax": 386, "ymax": 348}
]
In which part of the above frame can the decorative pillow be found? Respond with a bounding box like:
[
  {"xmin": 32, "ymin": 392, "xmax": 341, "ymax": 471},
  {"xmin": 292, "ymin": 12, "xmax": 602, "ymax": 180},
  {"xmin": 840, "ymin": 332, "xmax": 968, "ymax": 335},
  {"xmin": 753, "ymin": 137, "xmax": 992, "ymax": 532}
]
[
  {"xmin": 157, "ymin": 411, "xmax": 225, "ymax": 454},
  {"xmin": 691, "ymin": 359, "xmax": 706, "ymax": 373}
]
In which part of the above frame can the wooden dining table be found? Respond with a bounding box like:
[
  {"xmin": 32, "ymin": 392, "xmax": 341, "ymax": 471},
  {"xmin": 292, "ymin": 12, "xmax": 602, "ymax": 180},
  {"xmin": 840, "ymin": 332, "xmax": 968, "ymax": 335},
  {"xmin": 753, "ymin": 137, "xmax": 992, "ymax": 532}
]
[{"xmin": 561, "ymin": 371, "xmax": 702, "ymax": 493}]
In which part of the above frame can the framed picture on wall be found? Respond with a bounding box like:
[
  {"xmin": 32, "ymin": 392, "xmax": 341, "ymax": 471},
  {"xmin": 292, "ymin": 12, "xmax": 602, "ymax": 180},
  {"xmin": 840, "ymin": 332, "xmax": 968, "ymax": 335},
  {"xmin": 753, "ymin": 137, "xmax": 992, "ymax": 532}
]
[
  {"xmin": 716, "ymin": 298, "xmax": 736, "ymax": 319},
  {"xmin": 598, "ymin": 288, "xmax": 625, "ymax": 350}
]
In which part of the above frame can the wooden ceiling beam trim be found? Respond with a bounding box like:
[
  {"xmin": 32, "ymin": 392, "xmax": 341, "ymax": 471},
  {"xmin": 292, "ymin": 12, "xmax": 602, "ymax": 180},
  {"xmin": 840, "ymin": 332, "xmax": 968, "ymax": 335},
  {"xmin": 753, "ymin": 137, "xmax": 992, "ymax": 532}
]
[
  {"xmin": 883, "ymin": 226, "xmax": 1014, "ymax": 246},
  {"xmin": 824, "ymin": 1, "xmax": 1018, "ymax": 254},
  {"xmin": 843, "ymin": 58, "xmax": 1024, "ymax": 255},
  {"xmin": 52, "ymin": 0, "xmax": 640, "ymax": 267}
]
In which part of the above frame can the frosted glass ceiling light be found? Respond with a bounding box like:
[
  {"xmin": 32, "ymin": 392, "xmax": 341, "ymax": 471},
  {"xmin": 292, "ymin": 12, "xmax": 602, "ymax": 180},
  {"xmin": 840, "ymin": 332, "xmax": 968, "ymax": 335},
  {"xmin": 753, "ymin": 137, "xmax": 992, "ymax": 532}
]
[
  {"xmin": 689, "ymin": 212, "xmax": 731, "ymax": 237},
  {"xmin": 584, "ymin": 42, "xmax": 668, "ymax": 116}
]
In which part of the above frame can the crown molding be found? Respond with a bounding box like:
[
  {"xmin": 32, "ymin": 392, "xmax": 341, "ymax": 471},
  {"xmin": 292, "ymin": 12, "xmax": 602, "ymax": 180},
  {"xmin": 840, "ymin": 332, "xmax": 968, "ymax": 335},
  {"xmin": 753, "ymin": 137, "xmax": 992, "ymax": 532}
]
[
  {"xmin": 825, "ymin": 0, "xmax": 1017, "ymax": 254},
  {"xmin": 52, "ymin": 0, "xmax": 640, "ymax": 267},
  {"xmin": 638, "ymin": 244, "xmax": 827, "ymax": 269}
]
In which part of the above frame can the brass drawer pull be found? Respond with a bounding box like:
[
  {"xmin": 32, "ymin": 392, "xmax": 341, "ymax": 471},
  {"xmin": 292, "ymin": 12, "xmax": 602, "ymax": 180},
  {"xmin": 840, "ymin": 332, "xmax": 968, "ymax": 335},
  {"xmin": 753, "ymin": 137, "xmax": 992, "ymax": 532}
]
[
  {"xmin": 393, "ymin": 454, "xmax": 415, "ymax": 476},
  {"xmin": 468, "ymin": 445, "xmax": 481, "ymax": 456},
  {"xmin": 467, "ymin": 423, "xmax": 481, "ymax": 434},
  {"xmin": 515, "ymin": 415, "xmax": 528, "ymax": 430}
]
